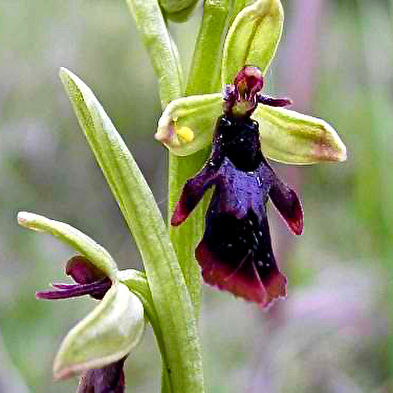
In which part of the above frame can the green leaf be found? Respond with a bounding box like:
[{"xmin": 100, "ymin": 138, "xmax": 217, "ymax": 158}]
[
  {"xmin": 17, "ymin": 212, "xmax": 118, "ymax": 279},
  {"xmin": 155, "ymin": 93, "xmax": 222, "ymax": 156},
  {"xmin": 221, "ymin": 0, "xmax": 284, "ymax": 85},
  {"xmin": 254, "ymin": 105, "xmax": 347, "ymax": 164},
  {"xmin": 125, "ymin": 0, "xmax": 183, "ymax": 107},
  {"xmin": 53, "ymin": 283, "xmax": 145, "ymax": 380},
  {"xmin": 60, "ymin": 68, "xmax": 204, "ymax": 393}
]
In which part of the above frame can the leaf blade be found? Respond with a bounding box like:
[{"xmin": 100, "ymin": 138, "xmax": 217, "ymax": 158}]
[{"xmin": 60, "ymin": 68, "xmax": 204, "ymax": 393}]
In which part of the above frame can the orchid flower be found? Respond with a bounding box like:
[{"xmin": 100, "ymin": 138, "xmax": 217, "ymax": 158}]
[{"xmin": 156, "ymin": 0, "xmax": 346, "ymax": 306}]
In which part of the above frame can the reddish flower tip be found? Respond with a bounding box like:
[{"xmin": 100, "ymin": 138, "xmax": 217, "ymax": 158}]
[
  {"xmin": 234, "ymin": 66, "xmax": 264, "ymax": 99},
  {"xmin": 269, "ymin": 182, "xmax": 304, "ymax": 235},
  {"xmin": 289, "ymin": 213, "xmax": 304, "ymax": 235},
  {"xmin": 196, "ymin": 239, "xmax": 286, "ymax": 306},
  {"xmin": 66, "ymin": 256, "xmax": 106, "ymax": 285},
  {"xmin": 171, "ymin": 200, "xmax": 189, "ymax": 227},
  {"xmin": 223, "ymin": 66, "xmax": 293, "ymax": 117}
]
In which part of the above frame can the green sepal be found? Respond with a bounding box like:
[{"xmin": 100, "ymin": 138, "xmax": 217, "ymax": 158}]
[
  {"xmin": 17, "ymin": 212, "xmax": 118, "ymax": 279},
  {"xmin": 254, "ymin": 105, "xmax": 347, "ymax": 164},
  {"xmin": 221, "ymin": 0, "xmax": 284, "ymax": 85},
  {"xmin": 53, "ymin": 283, "xmax": 145, "ymax": 380},
  {"xmin": 155, "ymin": 93, "xmax": 222, "ymax": 156},
  {"xmin": 164, "ymin": 0, "xmax": 198, "ymax": 22}
]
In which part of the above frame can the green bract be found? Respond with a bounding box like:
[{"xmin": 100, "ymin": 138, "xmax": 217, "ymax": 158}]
[
  {"xmin": 17, "ymin": 212, "xmax": 118, "ymax": 279},
  {"xmin": 155, "ymin": 0, "xmax": 347, "ymax": 165},
  {"xmin": 53, "ymin": 283, "xmax": 145, "ymax": 380},
  {"xmin": 165, "ymin": 1, "xmax": 198, "ymax": 23}
]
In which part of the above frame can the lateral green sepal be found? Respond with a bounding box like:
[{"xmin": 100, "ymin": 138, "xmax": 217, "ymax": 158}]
[
  {"xmin": 53, "ymin": 283, "xmax": 145, "ymax": 380},
  {"xmin": 254, "ymin": 105, "xmax": 347, "ymax": 164},
  {"xmin": 155, "ymin": 93, "xmax": 222, "ymax": 156}
]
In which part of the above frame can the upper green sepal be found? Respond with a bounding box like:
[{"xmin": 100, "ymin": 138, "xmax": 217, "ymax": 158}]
[
  {"xmin": 254, "ymin": 105, "xmax": 347, "ymax": 164},
  {"xmin": 53, "ymin": 283, "xmax": 145, "ymax": 380},
  {"xmin": 17, "ymin": 212, "xmax": 118, "ymax": 279},
  {"xmin": 155, "ymin": 95, "xmax": 347, "ymax": 164},
  {"xmin": 221, "ymin": 0, "xmax": 284, "ymax": 85}
]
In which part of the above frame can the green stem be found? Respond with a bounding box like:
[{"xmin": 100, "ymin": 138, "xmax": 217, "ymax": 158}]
[
  {"xmin": 168, "ymin": 150, "xmax": 209, "ymax": 315},
  {"xmin": 125, "ymin": 0, "xmax": 183, "ymax": 107},
  {"xmin": 168, "ymin": 0, "xmax": 234, "ymax": 316},
  {"xmin": 124, "ymin": 1, "xmax": 207, "ymax": 392},
  {"xmin": 119, "ymin": 270, "xmax": 171, "ymax": 388},
  {"xmin": 186, "ymin": 0, "xmax": 233, "ymax": 95}
]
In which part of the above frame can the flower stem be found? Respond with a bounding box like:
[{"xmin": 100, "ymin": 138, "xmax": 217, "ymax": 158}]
[{"xmin": 168, "ymin": 0, "xmax": 235, "ymax": 316}]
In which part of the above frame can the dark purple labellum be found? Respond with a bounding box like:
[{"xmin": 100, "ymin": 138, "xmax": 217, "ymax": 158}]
[{"xmin": 171, "ymin": 66, "xmax": 302, "ymax": 306}]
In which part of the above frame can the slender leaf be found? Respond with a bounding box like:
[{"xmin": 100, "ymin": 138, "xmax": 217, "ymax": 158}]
[{"xmin": 60, "ymin": 68, "xmax": 204, "ymax": 393}]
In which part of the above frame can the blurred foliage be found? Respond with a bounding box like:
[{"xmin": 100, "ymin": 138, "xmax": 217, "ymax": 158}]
[{"xmin": 0, "ymin": 0, "xmax": 391, "ymax": 392}]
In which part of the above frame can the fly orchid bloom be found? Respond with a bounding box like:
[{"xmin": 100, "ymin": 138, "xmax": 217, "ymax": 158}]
[
  {"xmin": 17, "ymin": 212, "xmax": 145, "ymax": 391},
  {"xmin": 155, "ymin": 0, "xmax": 346, "ymax": 307},
  {"xmin": 171, "ymin": 66, "xmax": 303, "ymax": 306}
]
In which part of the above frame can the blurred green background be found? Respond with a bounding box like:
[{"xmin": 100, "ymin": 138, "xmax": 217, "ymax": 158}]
[{"xmin": 0, "ymin": 0, "xmax": 391, "ymax": 392}]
